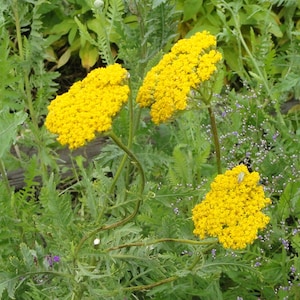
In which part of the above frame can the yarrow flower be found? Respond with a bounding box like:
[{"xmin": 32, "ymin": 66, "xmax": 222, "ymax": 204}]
[
  {"xmin": 192, "ymin": 165, "xmax": 271, "ymax": 250},
  {"xmin": 136, "ymin": 31, "xmax": 222, "ymax": 124},
  {"xmin": 45, "ymin": 63, "xmax": 129, "ymax": 149}
]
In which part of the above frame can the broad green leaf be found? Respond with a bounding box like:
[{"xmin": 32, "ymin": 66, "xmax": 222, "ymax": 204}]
[
  {"xmin": 183, "ymin": 0, "xmax": 203, "ymax": 21},
  {"xmin": 277, "ymin": 181, "xmax": 300, "ymax": 220},
  {"xmin": 291, "ymin": 235, "xmax": 300, "ymax": 255},
  {"xmin": 79, "ymin": 42, "xmax": 99, "ymax": 70},
  {"xmin": 277, "ymin": 183, "xmax": 292, "ymax": 220},
  {"xmin": 56, "ymin": 48, "xmax": 71, "ymax": 69}
]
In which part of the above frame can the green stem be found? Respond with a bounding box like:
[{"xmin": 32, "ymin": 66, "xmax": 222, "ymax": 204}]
[
  {"xmin": 12, "ymin": 0, "xmax": 37, "ymax": 126},
  {"xmin": 106, "ymin": 237, "xmax": 217, "ymax": 252},
  {"xmin": 108, "ymin": 154, "xmax": 127, "ymax": 195},
  {"xmin": 11, "ymin": 2, "xmax": 50, "ymax": 186},
  {"xmin": 221, "ymin": 1, "xmax": 270, "ymax": 95},
  {"xmin": 108, "ymin": 86, "xmax": 135, "ymax": 195},
  {"xmin": 208, "ymin": 106, "xmax": 222, "ymax": 174},
  {"xmin": 121, "ymin": 276, "xmax": 178, "ymax": 292},
  {"xmin": 109, "ymin": 241, "xmax": 217, "ymax": 295},
  {"xmin": 0, "ymin": 159, "xmax": 11, "ymax": 194},
  {"xmin": 135, "ymin": 0, "xmax": 148, "ymax": 77},
  {"xmin": 222, "ymin": 1, "xmax": 285, "ymax": 124},
  {"xmin": 73, "ymin": 131, "xmax": 145, "ymax": 260},
  {"xmin": 187, "ymin": 253, "xmax": 203, "ymax": 271}
]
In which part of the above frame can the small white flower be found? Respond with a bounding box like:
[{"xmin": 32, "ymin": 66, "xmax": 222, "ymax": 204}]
[
  {"xmin": 93, "ymin": 238, "xmax": 101, "ymax": 246},
  {"xmin": 94, "ymin": 0, "xmax": 104, "ymax": 9}
]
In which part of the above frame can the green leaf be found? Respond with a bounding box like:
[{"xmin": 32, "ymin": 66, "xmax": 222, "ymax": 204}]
[
  {"xmin": 291, "ymin": 235, "xmax": 300, "ymax": 255},
  {"xmin": 0, "ymin": 275, "xmax": 7, "ymax": 299},
  {"xmin": 0, "ymin": 110, "xmax": 27, "ymax": 158},
  {"xmin": 39, "ymin": 173, "xmax": 73, "ymax": 232},
  {"xmin": 0, "ymin": 273, "xmax": 19, "ymax": 299},
  {"xmin": 79, "ymin": 42, "xmax": 99, "ymax": 69},
  {"xmin": 277, "ymin": 181, "xmax": 300, "ymax": 220},
  {"xmin": 152, "ymin": 0, "xmax": 168, "ymax": 9},
  {"xmin": 56, "ymin": 48, "xmax": 71, "ymax": 69},
  {"xmin": 6, "ymin": 276, "xmax": 19, "ymax": 299},
  {"xmin": 183, "ymin": 0, "xmax": 203, "ymax": 21},
  {"xmin": 20, "ymin": 242, "xmax": 35, "ymax": 269}
]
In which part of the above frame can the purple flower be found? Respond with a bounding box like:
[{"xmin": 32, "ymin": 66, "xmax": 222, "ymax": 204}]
[
  {"xmin": 279, "ymin": 238, "xmax": 290, "ymax": 250},
  {"xmin": 53, "ymin": 255, "xmax": 60, "ymax": 263},
  {"xmin": 290, "ymin": 265, "xmax": 296, "ymax": 274},
  {"xmin": 272, "ymin": 132, "xmax": 279, "ymax": 140},
  {"xmin": 46, "ymin": 255, "xmax": 60, "ymax": 267},
  {"xmin": 254, "ymin": 261, "xmax": 261, "ymax": 267},
  {"xmin": 211, "ymin": 248, "xmax": 216, "ymax": 259}
]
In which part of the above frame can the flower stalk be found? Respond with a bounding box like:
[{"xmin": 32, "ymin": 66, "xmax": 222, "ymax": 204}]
[
  {"xmin": 105, "ymin": 237, "xmax": 217, "ymax": 252},
  {"xmin": 208, "ymin": 106, "xmax": 222, "ymax": 174},
  {"xmin": 73, "ymin": 131, "xmax": 145, "ymax": 261}
]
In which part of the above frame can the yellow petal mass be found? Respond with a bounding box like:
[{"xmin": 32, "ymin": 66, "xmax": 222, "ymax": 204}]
[
  {"xmin": 45, "ymin": 64, "xmax": 129, "ymax": 149},
  {"xmin": 192, "ymin": 165, "xmax": 271, "ymax": 250},
  {"xmin": 136, "ymin": 31, "xmax": 222, "ymax": 124}
]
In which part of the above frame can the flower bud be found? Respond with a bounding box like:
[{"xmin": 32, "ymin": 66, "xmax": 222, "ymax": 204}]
[
  {"xmin": 93, "ymin": 238, "xmax": 101, "ymax": 246},
  {"xmin": 94, "ymin": 0, "xmax": 104, "ymax": 9}
]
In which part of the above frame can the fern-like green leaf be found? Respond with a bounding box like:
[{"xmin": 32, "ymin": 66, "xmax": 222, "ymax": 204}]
[
  {"xmin": 39, "ymin": 174, "xmax": 73, "ymax": 232},
  {"xmin": 168, "ymin": 144, "xmax": 192, "ymax": 186},
  {"xmin": 20, "ymin": 243, "xmax": 35, "ymax": 269},
  {"xmin": 106, "ymin": 0, "xmax": 124, "ymax": 41},
  {"xmin": 0, "ymin": 273, "xmax": 19, "ymax": 300},
  {"xmin": 74, "ymin": 16, "xmax": 99, "ymax": 48},
  {"xmin": 0, "ymin": 110, "xmax": 27, "ymax": 158}
]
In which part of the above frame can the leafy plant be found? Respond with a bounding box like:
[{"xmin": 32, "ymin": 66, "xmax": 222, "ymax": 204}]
[{"xmin": 1, "ymin": 0, "xmax": 300, "ymax": 299}]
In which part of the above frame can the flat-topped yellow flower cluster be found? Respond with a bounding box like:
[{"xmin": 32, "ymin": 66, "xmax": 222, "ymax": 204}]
[
  {"xmin": 45, "ymin": 64, "xmax": 129, "ymax": 149},
  {"xmin": 192, "ymin": 165, "xmax": 271, "ymax": 250},
  {"xmin": 136, "ymin": 31, "xmax": 222, "ymax": 124}
]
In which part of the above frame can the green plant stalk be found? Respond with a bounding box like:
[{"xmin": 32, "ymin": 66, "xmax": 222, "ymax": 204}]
[
  {"xmin": 97, "ymin": 91, "xmax": 135, "ymax": 224},
  {"xmin": 108, "ymin": 87, "xmax": 135, "ymax": 195},
  {"xmin": 12, "ymin": 1, "xmax": 50, "ymax": 186},
  {"xmin": 12, "ymin": 0, "xmax": 37, "ymax": 126},
  {"xmin": 221, "ymin": 1, "xmax": 270, "ymax": 93},
  {"xmin": 73, "ymin": 131, "xmax": 145, "ymax": 260},
  {"xmin": 223, "ymin": 1, "xmax": 285, "ymax": 124},
  {"xmin": 106, "ymin": 237, "xmax": 217, "ymax": 252},
  {"xmin": 208, "ymin": 106, "xmax": 222, "ymax": 174},
  {"xmin": 135, "ymin": 0, "xmax": 148, "ymax": 78},
  {"xmin": 121, "ymin": 276, "xmax": 178, "ymax": 292},
  {"xmin": 196, "ymin": 85, "xmax": 221, "ymax": 174},
  {"xmin": 109, "ymin": 242, "xmax": 217, "ymax": 295},
  {"xmin": 0, "ymin": 158, "xmax": 11, "ymax": 193}
]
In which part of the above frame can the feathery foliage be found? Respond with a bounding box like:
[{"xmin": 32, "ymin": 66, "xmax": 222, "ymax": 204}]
[{"xmin": 0, "ymin": 0, "xmax": 300, "ymax": 299}]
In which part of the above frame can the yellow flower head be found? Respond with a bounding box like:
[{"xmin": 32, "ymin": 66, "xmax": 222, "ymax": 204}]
[
  {"xmin": 136, "ymin": 31, "xmax": 222, "ymax": 124},
  {"xmin": 45, "ymin": 64, "xmax": 129, "ymax": 149},
  {"xmin": 192, "ymin": 165, "xmax": 271, "ymax": 250}
]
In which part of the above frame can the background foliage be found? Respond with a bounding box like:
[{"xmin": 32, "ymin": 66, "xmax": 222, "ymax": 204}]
[{"xmin": 0, "ymin": 0, "xmax": 300, "ymax": 299}]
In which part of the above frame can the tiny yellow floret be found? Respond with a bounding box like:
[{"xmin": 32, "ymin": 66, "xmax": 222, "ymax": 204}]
[
  {"xmin": 45, "ymin": 64, "xmax": 129, "ymax": 149},
  {"xmin": 192, "ymin": 165, "xmax": 271, "ymax": 250},
  {"xmin": 136, "ymin": 31, "xmax": 222, "ymax": 124}
]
